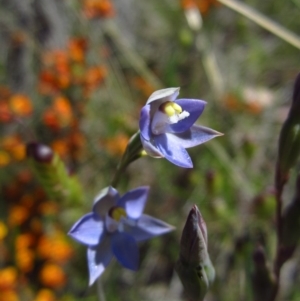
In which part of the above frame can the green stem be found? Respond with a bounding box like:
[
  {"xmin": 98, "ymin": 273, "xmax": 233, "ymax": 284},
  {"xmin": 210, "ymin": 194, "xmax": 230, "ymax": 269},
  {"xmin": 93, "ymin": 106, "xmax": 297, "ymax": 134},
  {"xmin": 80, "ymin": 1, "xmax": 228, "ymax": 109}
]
[
  {"xmin": 111, "ymin": 131, "xmax": 144, "ymax": 187},
  {"xmin": 97, "ymin": 278, "xmax": 106, "ymax": 301}
]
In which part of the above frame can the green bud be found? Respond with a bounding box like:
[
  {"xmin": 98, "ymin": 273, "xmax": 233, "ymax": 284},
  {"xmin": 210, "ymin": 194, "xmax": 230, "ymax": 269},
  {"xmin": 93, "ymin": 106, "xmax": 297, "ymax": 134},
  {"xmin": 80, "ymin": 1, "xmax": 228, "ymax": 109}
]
[{"xmin": 175, "ymin": 205, "xmax": 215, "ymax": 301}]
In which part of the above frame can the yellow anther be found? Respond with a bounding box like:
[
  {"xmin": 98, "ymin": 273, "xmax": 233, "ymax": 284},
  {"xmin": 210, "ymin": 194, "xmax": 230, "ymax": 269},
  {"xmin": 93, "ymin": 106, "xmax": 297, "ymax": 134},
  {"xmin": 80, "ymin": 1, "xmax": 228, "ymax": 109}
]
[
  {"xmin": 160, "ymin": 101, "xmax": 182, "ymax": 117},
  {"xmin": 172, "ymin": 102, "xmax": 183, "ymax": 113},
  {"xmin": 111, "ymin": 207, "xmax": 127, "ymax": 222}
]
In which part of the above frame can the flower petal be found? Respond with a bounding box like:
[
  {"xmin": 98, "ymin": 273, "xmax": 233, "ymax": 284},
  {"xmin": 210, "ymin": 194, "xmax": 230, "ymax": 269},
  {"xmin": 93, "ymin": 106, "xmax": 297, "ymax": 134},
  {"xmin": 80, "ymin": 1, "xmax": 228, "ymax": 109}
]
[
  {"xmin": 93, "ymin": 186, "xmax": 119, "ymax": 217},
  {"xmin": 111, "ymin": 232, "xmax": 139, "ymax": 271},
  {"xmin": 139, "ymin": 105, "xmax": 151, "ymax": 141},
  {"xmin": 146, "ymin": 87, "xmax": 180, "ymax": 105},
  {"xmin": 87, "ymin": 236, "xmax": 113, "ymax": 286},
  {"xmin": 154, "ymin": 133, "xmax": 193, "ymax": 168},
  {"xmin": 68, "ymin": 212, "xmax": 104, "ymax": 246},
  {"xmin": 125, "ymin": 214, "xmax": 175, "ymax": 241},
  {"xmin": 169, "ymin": 99, "xmax": 206, "ymax": 133},
  {"xmin": 170, "ymin": 125, "xmax": 223, "ymax": 148},
  {"xmin": 118, "ymin": 186, "xmax": 149, "ymax": 219},
  {"xmin": 141, "ymin": 137, "xmax": 163, "ymax": 157}
]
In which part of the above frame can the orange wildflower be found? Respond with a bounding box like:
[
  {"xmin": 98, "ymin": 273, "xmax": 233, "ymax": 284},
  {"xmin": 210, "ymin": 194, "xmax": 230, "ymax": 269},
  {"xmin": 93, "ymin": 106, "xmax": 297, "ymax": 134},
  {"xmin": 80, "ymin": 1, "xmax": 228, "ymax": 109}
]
[
  {"xmin": 34, "ymin": 289, "xmax": 56, "ymax": 301},
  {"xmin": 181, "ymin": 0, "xmax": 197, "ymax": 9},
  {"xmin": 15, "ymin": 233, "xmax": 34, "ymax": 250},
  {"xmin": 43, "ymin": 96, "xmax": 73, "ymax": 130},
  {"xmin": 68, "ymin": 37, "xmax": 88, "ymax": 63},
  {"xmin": 245, "ymin": 102, "xmax": 263, "ymax": 115},
  {"xmin": 39, "ymin": 51, "xmax": 71, "ymax": 94},
  {"xmin": 0, "ymin": 221, "xmax": 8, "ymax": 240},
  {"xmin": 0, "ymin": 267, "xmax": 18, "ymax": 290},
  {"xmin": 181, "ymin": 0, "xmax": 220, "ymax": 14},
  {"xmin": 1, "ymin": 135, "xmax": 26, "ymax": 161},
  {"xmin": 0, "ymin": 151, "xmax": 10, "ymax": 166},
  {"xmin": 0, "ymin": 290, "xmax": 19, "ymax": 301},
  {"xmin": 57, "ymin": 73, "xmax": 71, "ymax": 89},
  {"xmin": 84, "ymin": 65, "xmax": 107, "ymax": 90},
  {"xmin": 53, "ymin": 96, "xmax": 73, "ymax": 127},
  {"xmin": 38, "ymin": 71, "xmax": 57, "ymax": 95},
  {"xmin": 223, "ymin": 93, "xmax": 243, "ymax": 112},
  {"xmin": 50, "ymin": 139, "xmax": 69, "ymax": 158},
  {"xmin": 101, "ymin": 133, "xmax": 129, "ymax": 156},
  {"xmin": 12, "ymin": 143, "xmax": 25, "ymax": 161},
  {"xmin": 15, "ymin": 248, "xmax": 35, "ymax": 272},
  {"xmin": 53, "ymin": 51, "xmax": 69, "ymax": 74},
  {"xmin": 83, "ymin": 0, "xmax": 115, "ymax": 19},
  {"xmin": 42, "ymin": 109, "xmax": 60, "ymax": 131},
  {"xmin": 38, "ymin": 201, "xmax": 59, "ymax": 216},
  {"xmin": 39, "ymin": 263, "xmax": 66, "ymax": 288},
  {"xmin": 8, "ymin": 205, "xmax": 29, "ymax": 226},
  {"xmin": 132, "ymin": 77, "xmax": 155, "ymax": 97},
  {"xmin": 9, "ymin": 94, "xmax": 32, "ymax": 117},
  {"xmin": 0, "ymin": 101, "xmax": 12, "ymax": 123},
  {"xmin": 37, "ymin": 232, "xmax": 73, "ymax": 263}
]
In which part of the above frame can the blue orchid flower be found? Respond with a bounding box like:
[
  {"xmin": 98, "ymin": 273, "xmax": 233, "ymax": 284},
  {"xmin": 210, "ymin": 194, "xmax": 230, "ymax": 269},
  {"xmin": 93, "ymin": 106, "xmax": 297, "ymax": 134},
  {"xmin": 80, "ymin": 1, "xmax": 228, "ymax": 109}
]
[
  {"xmin": 68, "ymin": 186, "xmax": 174, "ymax": 285},
  {"xmin": 139, "ymin": 88, "xmax": 222, "ymax": 168}
]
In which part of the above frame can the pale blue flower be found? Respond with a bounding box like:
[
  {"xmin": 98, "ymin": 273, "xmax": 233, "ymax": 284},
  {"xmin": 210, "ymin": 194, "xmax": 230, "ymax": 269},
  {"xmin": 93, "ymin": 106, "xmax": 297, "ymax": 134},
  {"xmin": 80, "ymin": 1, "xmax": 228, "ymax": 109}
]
[
  {"xmin": 68, "ymin": 186, "xmax": 174, "ymax": 285},
  {"xmin": 139, "ymin": 88, "xmax": 222, "ymax": 168}
]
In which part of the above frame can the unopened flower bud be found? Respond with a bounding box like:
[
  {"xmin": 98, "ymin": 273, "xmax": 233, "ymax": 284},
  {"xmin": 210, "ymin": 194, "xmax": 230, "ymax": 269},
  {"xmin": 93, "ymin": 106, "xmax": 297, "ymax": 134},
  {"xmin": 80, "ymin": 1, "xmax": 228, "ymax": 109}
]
[
  {"xmin": 175, "ymin": 205, "xmax": 215, "ymax": 301},
  {"xmin": 26, "ymin": 142, "xmax": 53, "ymax": 163}
]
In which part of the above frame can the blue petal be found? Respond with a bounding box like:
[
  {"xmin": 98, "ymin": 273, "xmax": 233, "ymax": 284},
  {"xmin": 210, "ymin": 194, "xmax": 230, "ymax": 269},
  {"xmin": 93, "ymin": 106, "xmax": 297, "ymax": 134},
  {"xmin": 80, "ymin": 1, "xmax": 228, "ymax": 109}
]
[
  {"xmin": 169, "ymin": 99, "xmax": 206, "ymax": 133},
  {"xmin": 146, "ymin": 87, "xmax": 180, "ymax": 105},
  {"xmin": 111, "ymin": 232, "xmax": 139, "ymax": 271},
  {"xmin": 93, "ymin": 186, "xmax": 119, "ymax": 217},
  {"xmin": 117, "ymin": 187, "xmax": 149, "ymax": 219},
  {"xmin": 68, "ymin": 213, "xmax": 104, "ymax": 246},
  {"xmin": 171, "ymin": 125, "xmax": 223, "ymax": 148},
  {"xmin": 87, "ymin": 236, "xmax": 113, "ymax": 286},
  {"xmin": 154, "ymin": 134, "xmax": 193, "ymax": 168},
  {"xmin": 125, "ymin": 214, "xmax": 175, "ymax": 241},
  {"xmin": 141, "ymin": 138, "xmax": 163, "ymax": 157},
  {"xmin": 139, "ymin": 105, "xmax": 151, "ymax": 141}
]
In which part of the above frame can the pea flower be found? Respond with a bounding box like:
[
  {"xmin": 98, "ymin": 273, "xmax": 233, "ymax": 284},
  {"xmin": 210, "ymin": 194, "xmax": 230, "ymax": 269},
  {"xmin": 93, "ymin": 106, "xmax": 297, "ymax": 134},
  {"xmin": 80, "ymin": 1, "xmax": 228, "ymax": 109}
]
[
  {"xmin": 139, "ymin": 88, "xmax": 222, "ymax": 168},
  {"xmin": 68, "ymin": 186, "xmax": 174, "ymax": 285}
]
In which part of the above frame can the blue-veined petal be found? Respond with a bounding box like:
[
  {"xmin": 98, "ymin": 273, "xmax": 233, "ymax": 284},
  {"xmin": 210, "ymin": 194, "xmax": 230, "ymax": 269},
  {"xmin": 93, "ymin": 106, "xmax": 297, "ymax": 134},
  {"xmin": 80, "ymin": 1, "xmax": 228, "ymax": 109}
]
[
  {"xmin": 154, "ymin": 133, "xmax": 193, "ymax": 168},
  {"xmin": 169, "ymin": 99, "xmax": 206, "ymax": 133},
  {"xmin": 140, "ymin": 105, "xmax": 151, "ymax": 141},
  {"xmin": 171, "ymin": 125, "xmax": 223, "ymax": 148},
  {"xmin": 146, "ymin": 87, "xmax": 180, "ymax": 105},
  {"xmin": 125, "ymin": 214, "xmax": 175, "ymax": 241},
  {"xmin": 93, "ymin": 186, "xmax": 119, "ymax": 217},
  {"xmin": 118, "ymin": 187, "xmax": 149, "ymax": 219},
  {"xmin": 87, "ymin": 236, "xmax": 113, "ymax": 286},
  {"xmin": 111, "ymin": 232, "xmax": 139, "ymax": 271},
  {"xmin": 68, "ymin": 212, "xmax": 104, "ymax": 246}
]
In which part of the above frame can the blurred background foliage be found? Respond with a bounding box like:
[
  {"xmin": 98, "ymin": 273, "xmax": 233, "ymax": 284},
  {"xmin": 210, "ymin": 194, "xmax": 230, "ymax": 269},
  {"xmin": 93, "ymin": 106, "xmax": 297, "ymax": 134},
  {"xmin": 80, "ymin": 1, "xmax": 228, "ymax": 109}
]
[{"xmin": 0, "ymin": 0, "xmax": 300, "ymax": 300}]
